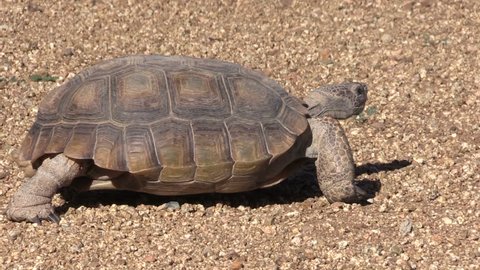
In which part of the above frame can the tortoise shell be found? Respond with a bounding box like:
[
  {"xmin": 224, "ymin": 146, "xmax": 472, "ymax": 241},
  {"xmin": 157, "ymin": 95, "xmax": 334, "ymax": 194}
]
[{"xmin": 20, "ymin": 55, "xmax": 311, "ymax": 194}]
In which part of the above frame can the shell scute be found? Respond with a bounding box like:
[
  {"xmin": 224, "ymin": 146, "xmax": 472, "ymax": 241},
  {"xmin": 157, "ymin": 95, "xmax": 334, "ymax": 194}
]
[
  {"xmin": 63, "ymin": 124, "xmax": 97, "ymax": 160},
  {"xmin": 150, "ymin": 119, "xmax": 196, "ymax": 183},
  {"xmin": 169, "ymin": 70, "xmax": 231, "ymax": 119},
  {"xmin": 112, "ymin": 68, "xmax": 169, "ymax": 124},
  {"xmin": 225, "ymin": 118, "xmax": 271, "ymax": 177},
  {"xmin": 93, "ymin": 124, "xmax": 127, "ymax": 171},
  {"xmin": 191, "ymin": 120, "xmax": 233, "ymax": 183}
]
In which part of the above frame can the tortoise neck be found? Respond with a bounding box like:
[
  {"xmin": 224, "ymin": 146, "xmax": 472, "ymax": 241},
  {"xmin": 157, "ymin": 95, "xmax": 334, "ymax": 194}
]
[{"xmin": 305, "ymin": 118, "xmax": 319, "ymax": 159}]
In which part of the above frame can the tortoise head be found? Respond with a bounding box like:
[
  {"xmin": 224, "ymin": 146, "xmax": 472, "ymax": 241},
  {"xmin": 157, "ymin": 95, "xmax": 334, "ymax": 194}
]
[{"xmin": 304, "ymin": 82, "xmax": 368, "ymax": 119}]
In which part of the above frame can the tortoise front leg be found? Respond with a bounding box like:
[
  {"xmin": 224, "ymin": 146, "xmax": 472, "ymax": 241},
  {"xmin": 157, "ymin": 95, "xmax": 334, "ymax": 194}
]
[
  {"xmin": 7, "ymin": 154, "xmax": 83, "ymax": 223},
  {"xmin": 309, "ymin": 117, "xmax": 367, "ymax": 203}
]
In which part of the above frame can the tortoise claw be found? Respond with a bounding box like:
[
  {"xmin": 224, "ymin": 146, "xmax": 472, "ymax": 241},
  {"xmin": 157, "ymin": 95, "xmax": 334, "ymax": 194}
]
[
  {"xmin": 7, "ymin": 206, "xmax": 60, "ymax": 224},
  {"xmin": 30, "ymin": 215, "xmax": 42, "ymax": 225},
  {"xmin": 48, "ymin": 212, "xmax": 61, "ymax": 224},
  {"xmin": 26, "ymin": 212, "xmax": 60, "ymax": 224},
  {"xmin": 354, "ymin": 184, "xmax": 368, "ymax": 199}
]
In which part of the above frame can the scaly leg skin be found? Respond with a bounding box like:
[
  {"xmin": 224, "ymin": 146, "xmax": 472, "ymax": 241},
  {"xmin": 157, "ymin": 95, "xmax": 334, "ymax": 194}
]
[
  {"xmin": 310, "ymin": 117, "xmax": 367, "ymax": 203},
  {"xmin": 6, "ymin": 154, "xmax": 83, "ymax": 223}
]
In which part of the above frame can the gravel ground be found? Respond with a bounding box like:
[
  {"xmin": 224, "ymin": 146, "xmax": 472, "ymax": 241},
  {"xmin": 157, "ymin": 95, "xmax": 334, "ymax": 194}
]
[{"xmin": 1, "ymin": 0, "xmax": 479, "ymax": 269}]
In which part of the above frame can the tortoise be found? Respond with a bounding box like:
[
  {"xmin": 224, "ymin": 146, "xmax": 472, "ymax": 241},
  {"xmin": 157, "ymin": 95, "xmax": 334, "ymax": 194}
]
[{"xmin": 7, "ymin": 55, "xmax": 368, "ymax": 222}]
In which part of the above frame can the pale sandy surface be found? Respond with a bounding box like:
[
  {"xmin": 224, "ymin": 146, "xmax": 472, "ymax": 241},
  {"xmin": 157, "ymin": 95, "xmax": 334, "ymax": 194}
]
[{"xmin": 0, "ymin": 0, "xmax": 479, "ymax": 269}]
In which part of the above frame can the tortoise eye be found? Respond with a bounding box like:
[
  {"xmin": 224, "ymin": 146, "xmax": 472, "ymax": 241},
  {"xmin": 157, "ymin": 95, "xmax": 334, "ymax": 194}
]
[{"xmin": 355, "ymin": 86, "xmax": 365, "ymax": 96}]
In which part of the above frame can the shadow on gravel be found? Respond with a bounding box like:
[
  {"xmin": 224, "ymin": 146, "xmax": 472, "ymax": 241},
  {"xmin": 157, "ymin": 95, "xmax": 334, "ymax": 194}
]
[
  {"xmin": 355, "ymin": 159, "xmax": 412, "ymax": 175},
  {"xmin": 354, "ymin": 159, "xmax": 412, "ymax": 199},
  {"xmin": 56, "ymin": 159, "xmax": 411, "ymax": 214}
]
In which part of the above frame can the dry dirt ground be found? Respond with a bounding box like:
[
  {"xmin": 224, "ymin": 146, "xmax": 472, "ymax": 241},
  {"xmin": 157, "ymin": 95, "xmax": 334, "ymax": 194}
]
[{"xmin": 0, "ymin": 0, "xmax": 479, "ymax": 269}]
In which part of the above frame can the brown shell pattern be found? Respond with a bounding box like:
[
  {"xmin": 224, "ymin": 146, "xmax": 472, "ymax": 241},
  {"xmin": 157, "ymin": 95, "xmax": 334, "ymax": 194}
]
[{"xmin": 20, "ymin": 55, "xmax": 310, "ymax": 193}]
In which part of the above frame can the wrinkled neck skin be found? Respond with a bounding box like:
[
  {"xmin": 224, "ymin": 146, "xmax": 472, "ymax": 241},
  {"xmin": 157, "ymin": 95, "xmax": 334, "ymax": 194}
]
[
  {"xmin": 303, "ymin": 93, "xmax": 357, "ymax": 159},
  {"xmin": 304, "ymin": 93, "xmax": 352, "ymax": 159},
  {"xmin": 305, "ymin": 118, "xmax": 321, "ymax": 159}
]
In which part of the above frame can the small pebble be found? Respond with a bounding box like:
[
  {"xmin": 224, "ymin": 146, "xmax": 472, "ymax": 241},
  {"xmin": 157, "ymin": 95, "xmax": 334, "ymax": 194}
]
[
  {"xmin": 381, "ymin": 33, "xmax": 393, "ymax": 42},
  {"xmin": 165, "ymin": 201, "xmax": 180, "ymax": 210},
  {"xmin": 399, "ymin": 218, "xmax": 413, "ymax": 235},
  {"xmin": 442, "ymin": 217, "xmax": 453, "ymax": 225},
  {"xmin": 378, "ymin": 204, "xmax": 388, "ymax": 213},
  {"xmin": 7, "ymin": 230, "xmax": 21, "ymax": 241},
  {"xmin": 144, "ymin": 254, "xmax": 157, "ymax": 263},
  {"xmin": 62, "ymin": 47, "xmax": 75, "ymax": 57},
  {"xmin": 390, "ymin": 245, "xmax": 404, "ymax": 256},
  {"xmin": 338, "ymin": 240, "xmax": 349, "ymax": 249},
  {"xmin": 230, "ymin": 259, "xmax": 243, "ymax": 270},
  {"xmin": 291, "ymin": 236, "xmax": 302, "ymax": 246}
]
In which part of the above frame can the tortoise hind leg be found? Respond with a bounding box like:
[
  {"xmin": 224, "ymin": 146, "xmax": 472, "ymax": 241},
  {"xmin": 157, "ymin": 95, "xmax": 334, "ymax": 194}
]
[
  {"xmin": 6, "ymin": 154, "xmax": 84, "ymax": 223},
  {"xmin": 310, "ymin": 117, "xmax": 367, "ymax": 203}
]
